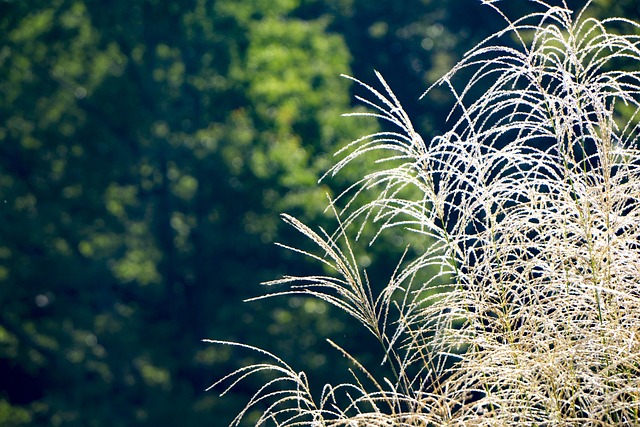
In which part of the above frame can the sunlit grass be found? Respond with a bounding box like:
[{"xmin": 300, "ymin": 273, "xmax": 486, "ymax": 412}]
[{"xmin": 209, "ymin": 1, "xmax": 640, "ymax": 425}]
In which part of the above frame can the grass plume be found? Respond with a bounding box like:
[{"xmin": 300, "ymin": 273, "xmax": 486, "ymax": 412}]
[{"xmin": 209, "ymin": 1, "xmax": 640, "ymax": 425}]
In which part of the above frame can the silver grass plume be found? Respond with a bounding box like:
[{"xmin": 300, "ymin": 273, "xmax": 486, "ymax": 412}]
[{"xmin": 208, "ymin": 1, "xmax": 640, "ymax": 425}]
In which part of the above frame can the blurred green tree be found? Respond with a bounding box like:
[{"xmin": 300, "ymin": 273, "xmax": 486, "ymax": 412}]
[{"xmin": 0, "ymin": 0, "xmax": 375, "ymax": 425}]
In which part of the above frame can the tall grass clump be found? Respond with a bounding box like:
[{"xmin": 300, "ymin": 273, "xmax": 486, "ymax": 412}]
[{"xmin": 208, "ymin": 1, "xmax": 640, "ymax": 425}]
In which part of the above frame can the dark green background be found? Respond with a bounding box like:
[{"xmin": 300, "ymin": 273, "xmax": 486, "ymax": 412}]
[{"xmin": 1, "ymin": 0, "xmax": 637, "ymax": 425}]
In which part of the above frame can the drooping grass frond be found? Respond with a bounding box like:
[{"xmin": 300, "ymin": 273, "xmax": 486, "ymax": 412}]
[{"xmin": 210, "ymin": 2, "xmax": 640, "ymax": 425}]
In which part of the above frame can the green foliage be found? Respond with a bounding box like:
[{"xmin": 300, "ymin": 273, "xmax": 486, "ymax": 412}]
[{"xmin": 0, "ymin": 0, "xmax": 373, "ymax": 425}]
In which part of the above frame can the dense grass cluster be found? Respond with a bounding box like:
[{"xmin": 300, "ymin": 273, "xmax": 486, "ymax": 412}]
[{"xmin": 209, "ymin": 1, "xmax": 640, "ymax": 425}]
